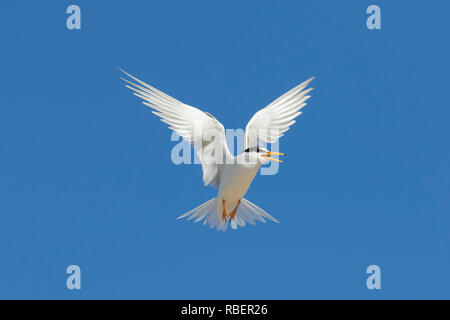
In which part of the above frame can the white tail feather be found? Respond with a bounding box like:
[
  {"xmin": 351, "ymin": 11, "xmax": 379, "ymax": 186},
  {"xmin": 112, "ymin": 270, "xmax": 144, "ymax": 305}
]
[{"xmin": 177, "ymin": 198, "xmax": 279, "ymax": 231}]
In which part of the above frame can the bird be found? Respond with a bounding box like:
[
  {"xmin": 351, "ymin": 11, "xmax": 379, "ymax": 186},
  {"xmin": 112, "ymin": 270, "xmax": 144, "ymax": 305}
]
[{"xmin": 120, "ymin": 69, "xmax": 314, "ymax": 231}]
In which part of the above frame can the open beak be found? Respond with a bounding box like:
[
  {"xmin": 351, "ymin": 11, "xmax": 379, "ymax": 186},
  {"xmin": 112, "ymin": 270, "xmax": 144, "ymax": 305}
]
[{"xmin": 262, "ymin": 152, "xmax": 287, "ymax": 163}]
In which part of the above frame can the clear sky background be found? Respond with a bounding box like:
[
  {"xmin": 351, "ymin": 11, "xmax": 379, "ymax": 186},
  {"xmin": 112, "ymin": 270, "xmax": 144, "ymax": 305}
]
[{"xmin": 1, "ymin": 1, "xmax": 449, "ymax": 299}]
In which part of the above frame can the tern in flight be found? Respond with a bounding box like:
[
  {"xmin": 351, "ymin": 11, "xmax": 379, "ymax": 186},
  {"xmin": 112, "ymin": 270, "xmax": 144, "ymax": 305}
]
[{"xmin": 120, "ymin": 69, "xmax": 314, "ymax": 231}]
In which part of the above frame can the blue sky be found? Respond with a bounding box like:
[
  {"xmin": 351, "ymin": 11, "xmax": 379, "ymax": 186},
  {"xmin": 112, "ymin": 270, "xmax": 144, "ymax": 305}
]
[{"xmin": 1, "ymin": 1, "xmax": 449, "ymax": 299}]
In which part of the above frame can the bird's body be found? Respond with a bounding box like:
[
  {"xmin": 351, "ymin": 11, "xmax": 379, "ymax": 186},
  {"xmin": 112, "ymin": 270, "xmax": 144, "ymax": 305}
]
[
  {"xmin": 120, "ymin": 69, "xmax": 314, "ymax": 231},
  {"xmin": 218, "ymin": 158, "xmax": 261, "ymax": 216}
]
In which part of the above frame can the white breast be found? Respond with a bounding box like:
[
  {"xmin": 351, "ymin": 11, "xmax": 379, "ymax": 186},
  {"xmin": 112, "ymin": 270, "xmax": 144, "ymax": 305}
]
[{"xmin": 217, "ymin": 159, "xmax": 261, "ymax": 214}]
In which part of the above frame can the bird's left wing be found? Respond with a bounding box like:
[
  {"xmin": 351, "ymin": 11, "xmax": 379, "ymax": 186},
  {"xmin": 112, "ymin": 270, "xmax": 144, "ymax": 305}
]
[
  {"xmin": 243, "ymin": 77, "xmax": 314, "ymax": 149},
  {"xmin": 120, "ymin": 69, "xmax": 232, "ymax": 188}
]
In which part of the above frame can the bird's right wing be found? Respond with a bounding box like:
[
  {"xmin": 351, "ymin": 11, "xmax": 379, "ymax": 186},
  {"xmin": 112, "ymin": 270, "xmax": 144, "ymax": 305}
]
[
  {"xmin": 120, "ymin": 69, "xmax": 232, "ymax": 188},
  {"xmin": 243, "ymin": 77, "xmax": 314, "ymax": 149}
]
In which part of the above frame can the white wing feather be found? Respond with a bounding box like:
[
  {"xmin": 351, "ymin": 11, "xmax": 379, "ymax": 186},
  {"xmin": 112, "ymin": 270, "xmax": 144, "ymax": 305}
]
[
  {"xmin": 244, "ymin": 77, "xmax": 314, "ymax": 149},
  {"xmin": 120, "ymin": 69, "xmax": 232, "ymax": 187}
]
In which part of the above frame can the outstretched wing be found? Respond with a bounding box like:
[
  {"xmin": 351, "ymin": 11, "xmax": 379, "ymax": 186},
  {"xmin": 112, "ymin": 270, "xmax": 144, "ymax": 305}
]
[
  {"xmin": 120, "ymin": 69, "xmax": 232, "ymax": 188},
  {"xmin": 244, "ymin": 77, "xmax": 314, "ymax": 149}
]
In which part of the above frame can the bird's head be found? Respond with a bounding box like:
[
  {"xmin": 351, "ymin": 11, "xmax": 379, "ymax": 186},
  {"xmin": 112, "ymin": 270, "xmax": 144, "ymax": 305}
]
[{"xmin": 244, "ymin": 146, "xmax": 287, "ymax": 164}]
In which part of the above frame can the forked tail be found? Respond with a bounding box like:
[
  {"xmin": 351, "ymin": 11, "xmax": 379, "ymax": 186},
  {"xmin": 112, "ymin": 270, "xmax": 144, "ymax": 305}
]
[{"xmin": 177, "ymin": 198, "xmax": 279, "ymax": 231}]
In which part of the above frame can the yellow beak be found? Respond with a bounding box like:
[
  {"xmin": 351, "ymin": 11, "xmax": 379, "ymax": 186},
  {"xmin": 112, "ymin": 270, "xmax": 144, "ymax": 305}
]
[{"xmin": 262, "ymin": 152, "xmax": 287, "ymax": 163}]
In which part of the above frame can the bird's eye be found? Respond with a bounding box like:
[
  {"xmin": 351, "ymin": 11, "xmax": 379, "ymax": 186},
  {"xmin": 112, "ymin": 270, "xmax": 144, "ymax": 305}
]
[
  {"xmin": 244, "ymin": 148, "xmax": 250, "ymax": 153},
  {"xmin": 256, "ymin": 147, "xmax": 260, "ymax": 153}
]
